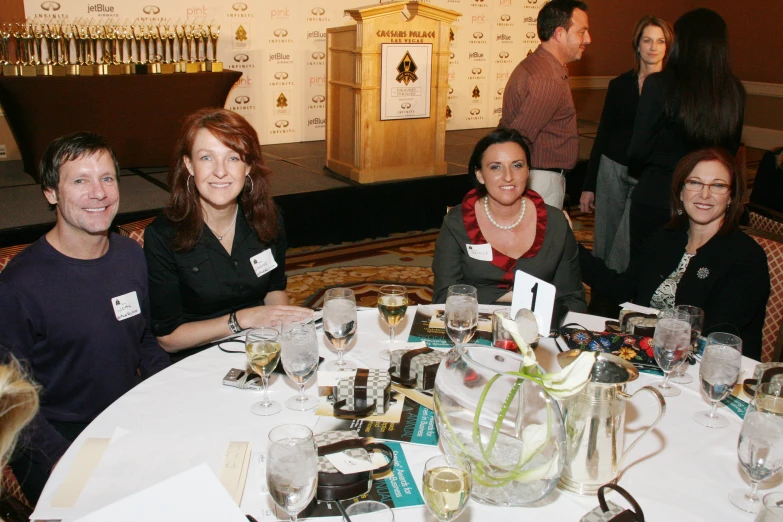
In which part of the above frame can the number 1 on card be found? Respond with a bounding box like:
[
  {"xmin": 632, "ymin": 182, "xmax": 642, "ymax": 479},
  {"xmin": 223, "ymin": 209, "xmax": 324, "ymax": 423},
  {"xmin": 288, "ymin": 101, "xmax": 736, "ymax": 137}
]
[{"xmin": 510, "ymin": 271, "xmax": 556, "ymax": 336}]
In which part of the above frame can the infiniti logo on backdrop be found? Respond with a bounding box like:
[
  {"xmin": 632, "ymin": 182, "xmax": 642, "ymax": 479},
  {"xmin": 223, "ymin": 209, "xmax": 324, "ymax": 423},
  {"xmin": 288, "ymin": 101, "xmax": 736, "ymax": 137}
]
[
  {"xmin": 311, "ymin": 7, "xmax": 325, "ymax": 15},
  {"xmin": 470, "ymin": 109, "xmax": 481, "ymax": 115},
  {"xmin": 41, "ymin": 1, "xmax": 60, "ymax": 10},
  {"xmin": 274, "ymin": 71, "xmax": 289, "ymax": 80},
  {"xmin": 312, "ymin": 95, "xmax": 325, "ymax": 103},
  {"xmin": 273, "ymin": 29, "xmax": 288, "ymax": 37},
  {"xmin": 234, "ymin": 54, "xmax": 249, "ymax": 62},
  {"xmin": 235, "ymin": 95, "xmax": 250, "ymax": 104},
  {"xmin": 472, "ymin": 32, "xmax": 483, "ymax": 39},
  {"xmin": 142, "ymin": 5, "xmax": 160, "ymax": 14},
  {"xmin": 233, "ymin": 2, "xmax": 248, "ymax": 11},
  {"xmin": 275, "ymin": 120, "xmax": 289, "ymax": 128},
  {"xmin": 471, "ymin": 68, "xmax": 482, "ymax": 75},
  {"xmin": 500, "ymin": 14, "xmax": 510, "ymax": 21},
  {"xmin": 312, "ymin": 52, "xmax": 325, "ymax": 60}
]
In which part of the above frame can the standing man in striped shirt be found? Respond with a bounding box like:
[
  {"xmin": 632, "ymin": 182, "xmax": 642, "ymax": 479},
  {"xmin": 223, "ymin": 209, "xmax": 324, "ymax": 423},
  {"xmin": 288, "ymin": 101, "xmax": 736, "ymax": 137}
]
[{"xmin": 499, "ymin": 0, "xmax": 590, "ymax": 208}]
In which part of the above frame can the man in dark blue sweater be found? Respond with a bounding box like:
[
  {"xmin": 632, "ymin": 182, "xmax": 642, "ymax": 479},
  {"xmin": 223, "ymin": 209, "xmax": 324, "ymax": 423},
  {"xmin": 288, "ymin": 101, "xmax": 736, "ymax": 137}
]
[{"xmin": 0, "ymin": 132, "xmax": 170, "ymax": 504}]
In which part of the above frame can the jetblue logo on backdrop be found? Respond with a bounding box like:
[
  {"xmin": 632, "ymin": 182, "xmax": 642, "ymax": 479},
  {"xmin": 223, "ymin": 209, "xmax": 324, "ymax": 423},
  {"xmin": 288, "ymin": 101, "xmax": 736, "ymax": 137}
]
[{"xmin": 87, "ymin": 4, "xmax": 114, "ymax": 14}]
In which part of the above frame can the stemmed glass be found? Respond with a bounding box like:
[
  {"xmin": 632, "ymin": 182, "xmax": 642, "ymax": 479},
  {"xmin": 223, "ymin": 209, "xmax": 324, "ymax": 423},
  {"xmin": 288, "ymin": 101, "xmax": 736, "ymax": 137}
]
[
  {"xmin": 377, "ymin": 285, "xmax": 408, "ymax": 360},
  {"xmin": 281, "ymin": 317, "xmax": 320, "ymax": 410},
  {"xmin": 753, "ymin": 382, "xmax": 783, "ymax": 416},
  {"xmin": 266, "ymin": 424, "xmax": 318, "ymax": 522},
  {"xmin": 246, "ymin": 327, "xmax": 282, "ymax": 416},
  {"xmin": 445, "ymin": 285, "xmax": 479, "ymax": 345},
  {"xmin": 652, "ymin": 308, "xmax": 691, "ymax": 397},
  {"xmin": 422, "ymin": 455, "xmax": 472, "ymax": 522},
  {"xmin": 729, "ymin": 410, "xmax": 783, "ymax": 513},
  {"xmin": 323, "ymin": 288, "xmax": 358, "ymax": 371},
  {"xmin": 670, "ymin": 305, "xmax": 704, "ymax": 384},
  {"xmin": 693, "ymin": 332, "xmax": 742, "ymax": 428}
]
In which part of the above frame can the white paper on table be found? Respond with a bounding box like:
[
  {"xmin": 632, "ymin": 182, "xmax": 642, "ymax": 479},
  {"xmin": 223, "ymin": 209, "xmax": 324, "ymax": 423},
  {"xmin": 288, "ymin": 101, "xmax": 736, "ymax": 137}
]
[
  {"xmin": 511, "ymin": 270, "xmax": 556, "ymax": 334},
  {"xmin": 72, "ymin": 463, "xmax": 248, "ymax": 522},
  {"xmin": 34, "ymin": 431, "xmax": 236, "ymax": 521},
  {"xmin": 619, "ymin": 302, "xmax": 660, "ymax": 315}
]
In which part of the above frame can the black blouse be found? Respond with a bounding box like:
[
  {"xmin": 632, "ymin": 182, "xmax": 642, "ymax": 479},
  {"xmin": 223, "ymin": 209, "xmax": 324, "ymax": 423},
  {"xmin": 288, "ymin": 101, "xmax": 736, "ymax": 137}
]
[
  {"xmin": 143, "ymin": 210, "xmax": 288, "ymax": 337},
  {"xmin": 580, "ymin": 224, "xmax": 769, "ymax": 360}
]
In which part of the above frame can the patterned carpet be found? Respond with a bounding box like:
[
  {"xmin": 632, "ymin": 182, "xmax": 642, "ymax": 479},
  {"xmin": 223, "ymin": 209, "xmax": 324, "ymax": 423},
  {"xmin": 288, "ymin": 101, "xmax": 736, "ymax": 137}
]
[{"xmin": 285, "ymin": 211, "xmax": 595, "ymax": 307}]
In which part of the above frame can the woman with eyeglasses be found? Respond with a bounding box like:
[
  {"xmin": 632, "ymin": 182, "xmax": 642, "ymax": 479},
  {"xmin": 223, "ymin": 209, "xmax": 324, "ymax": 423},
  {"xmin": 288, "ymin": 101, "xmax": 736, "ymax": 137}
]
[{"xmin": 579, "ymin": 148, "xmax": 769, "ymax": 360}]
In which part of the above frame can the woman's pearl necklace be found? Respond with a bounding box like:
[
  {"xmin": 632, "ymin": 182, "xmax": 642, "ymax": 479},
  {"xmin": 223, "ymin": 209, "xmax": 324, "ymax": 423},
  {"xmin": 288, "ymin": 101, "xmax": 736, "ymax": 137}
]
[{"xmin": 483, "ymin": 196, "xmax": 526, "ymax": 231}]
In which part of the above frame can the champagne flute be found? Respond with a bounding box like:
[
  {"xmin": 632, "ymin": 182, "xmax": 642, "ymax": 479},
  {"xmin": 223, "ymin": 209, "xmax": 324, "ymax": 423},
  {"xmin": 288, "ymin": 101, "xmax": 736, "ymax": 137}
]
[
  {"xmin": 266, "ymin": 424, "xmax": 318, "ymax": 522},
  {"xmin": 422, "ymin": 455, "xmax": 471, "ymax": 522},
  {"xmin": 246, "ymin": 327, "xmax": 282, "ymax": 416},
  {"xmin": 323, "ymin": 288, "xmax": 358, "ymax": 371},
  {"xmin": 652, "ymin": 308, "xmax": 691, "ymax": 397},
  {"xmin": 670, "ymin": 305, "xmax": 704, "ymax": 384},
  {"xmin": 694, "ymin": 332, "xmax": 742, "ymax": 428},
  {"xmin": 445, "ymin": 285, "xmax": 478, "ymax": 345},
  {"xmin": 377, "ymin": 285, "xmax": 408, "ymax": 360},
  {"xmin": 281, "ymin": 317, "xmax": 320, "ymax": 410},
  {"xmin": 729, "ymin": 410, "xmax": 783, "ymax": 513}
]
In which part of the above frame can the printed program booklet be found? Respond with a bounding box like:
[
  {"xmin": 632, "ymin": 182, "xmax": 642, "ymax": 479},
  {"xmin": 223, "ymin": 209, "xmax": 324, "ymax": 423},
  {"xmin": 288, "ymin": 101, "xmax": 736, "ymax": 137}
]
[{"xmin": 408, "ymin": 304, "xmax": 505, "ymax": 348}]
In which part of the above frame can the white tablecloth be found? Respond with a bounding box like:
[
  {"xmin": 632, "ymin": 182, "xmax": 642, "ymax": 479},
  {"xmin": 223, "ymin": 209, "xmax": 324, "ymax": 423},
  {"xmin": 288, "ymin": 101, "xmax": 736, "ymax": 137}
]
[{"xmin": 32, "ymin": 309, "xmax": 776, "ymax": 521}]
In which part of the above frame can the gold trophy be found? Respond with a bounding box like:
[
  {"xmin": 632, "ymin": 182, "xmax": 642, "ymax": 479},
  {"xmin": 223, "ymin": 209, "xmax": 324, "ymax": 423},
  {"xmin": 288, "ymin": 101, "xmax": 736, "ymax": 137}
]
[
  {"xmin": 0, "ymin": 23, "xmax": 16, "ymax": 75},
  {"xmin": 19, "ymin": 21, "xmax": 36, "ymax": 76},
  {"xmin": 90, "ymin": 24, "xmax": 108, "ymax": 75},
  {"xmin": 195, "ymin": 22, "xmax": 206, "ymax": 72},
  {"xmin": 34, "ymin": 20, "xmax": 54, "ymax": 75},
  {"xmin": 103, "ymin": 24, "xmax": 121, "ymax": 75},
  {"xmin": 77, "ymin": 23, "xmax": 93, "ymax": 75},
  {"xmin": 120, "ymin": 21, "xmax": 134, "ymax": 74},
  {"xmin": 175, "ymin": 22, "xmax": 186, "ymax": 73},
  {"xmin": 184, "ymin": 23, "xmax": 199, "ymax": 73},
  {"xmin": 207, "ymin": 22, "xmax": 222, "ymax": 72},
  {"xmin": 159, "ymin": 22, "xmax": 175, "ymax": 74},
  {"xmin": 146, "ymin": 25, "xmax": 161, "ymax": 73},
  {"xmin": 47, "ymin": 22, "xmax": 66, "ymax": 76},
  {"xmin": 63, "ymin": 21, "xmax": 80, "ymax": 75},
  {"xmin": 131, "ymin": 22, "xmax": 146, "ymax": 74}
]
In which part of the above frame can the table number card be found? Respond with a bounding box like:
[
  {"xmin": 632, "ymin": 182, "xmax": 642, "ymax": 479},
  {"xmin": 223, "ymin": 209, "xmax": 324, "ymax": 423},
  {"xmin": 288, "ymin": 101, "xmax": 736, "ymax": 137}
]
[{"xmin": 510, "ymin": 270, "xmax": 556, "ymax": 335}]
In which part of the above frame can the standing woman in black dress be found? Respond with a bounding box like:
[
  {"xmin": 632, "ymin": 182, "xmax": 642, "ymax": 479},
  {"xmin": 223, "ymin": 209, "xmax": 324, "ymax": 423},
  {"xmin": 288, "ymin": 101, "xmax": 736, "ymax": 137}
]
[
  {"xmin": 580, "ymin": 15, "xmax": 673, "ymax": 272},
  {"xmin": 627, "ymin": 8, "xmax": 745, "ymax": 260}
]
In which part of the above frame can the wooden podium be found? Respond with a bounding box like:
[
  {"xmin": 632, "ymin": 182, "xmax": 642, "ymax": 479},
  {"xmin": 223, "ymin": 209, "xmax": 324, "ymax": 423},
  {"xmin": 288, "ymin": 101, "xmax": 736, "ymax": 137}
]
[{"xmin": 326, "ymin": 2, "xmax": 460, "ymax": 184}]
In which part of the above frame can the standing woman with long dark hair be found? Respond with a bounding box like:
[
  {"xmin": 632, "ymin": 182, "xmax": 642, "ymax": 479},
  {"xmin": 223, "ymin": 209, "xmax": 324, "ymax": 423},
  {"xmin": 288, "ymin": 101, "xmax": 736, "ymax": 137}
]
[
  {"xmin": 580, "ymin": 15, "xmax": 673, "ymax": 272},
  {"xmin": 144, "ymin": 108, "xmax": 310, "ymax": 360},
  {"xmin": 627, "ymin": 8, "xmax": 744, "ymax": 260}
]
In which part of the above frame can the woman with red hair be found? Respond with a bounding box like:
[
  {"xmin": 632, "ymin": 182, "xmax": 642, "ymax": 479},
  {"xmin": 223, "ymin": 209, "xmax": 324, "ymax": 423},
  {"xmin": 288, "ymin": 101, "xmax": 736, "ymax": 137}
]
[{"xmin": 144, "ymin": 108, "xmax": 309, "ymax": 360}]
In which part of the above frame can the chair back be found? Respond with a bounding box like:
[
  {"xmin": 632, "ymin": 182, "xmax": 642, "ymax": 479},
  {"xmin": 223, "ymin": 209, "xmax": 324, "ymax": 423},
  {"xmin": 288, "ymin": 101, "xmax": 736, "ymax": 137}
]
[
  {"xmin": 117, "ymin": 217, "xmax": 156, "ymax": 248},
  {"xmin": 0, "ymin": 244, "xmax": 29, "ymax": 274},
  {"xmin": 745, "ymin": 227, "xmax": 783, "ymax": 362},
  {"xmin": 748, "ymin": 203, "xmax": 783, "ymax": 237}
]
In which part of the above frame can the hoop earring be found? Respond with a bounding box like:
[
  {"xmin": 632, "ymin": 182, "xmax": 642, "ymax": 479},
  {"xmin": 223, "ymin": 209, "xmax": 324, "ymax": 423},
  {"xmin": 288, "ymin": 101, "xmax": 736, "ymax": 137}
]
[
  {"xmin": 186, "ymin": 175, "xmax": 194, "ymax": 196},
  {"xmin": 244, "ymin": 175, "xmax": 254, "ymax": 193}
]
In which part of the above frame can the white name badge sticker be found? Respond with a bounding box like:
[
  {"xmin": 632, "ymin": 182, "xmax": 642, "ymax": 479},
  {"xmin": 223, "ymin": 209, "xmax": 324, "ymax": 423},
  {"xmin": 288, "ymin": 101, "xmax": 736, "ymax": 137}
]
[
  {"xmin": 111, "ymin": 291, "xmax": 141, "ymax": 321},
  {"xmin": 249, "ymin": 249, "xmax": 278, "ymax": 278},
  {"xmin": 466, "ymin": 243, "xmax": 493, "ymax": 262},
  {"xmin": 510, "ymin": 270, "xmax": 556, "ymax": 335}
]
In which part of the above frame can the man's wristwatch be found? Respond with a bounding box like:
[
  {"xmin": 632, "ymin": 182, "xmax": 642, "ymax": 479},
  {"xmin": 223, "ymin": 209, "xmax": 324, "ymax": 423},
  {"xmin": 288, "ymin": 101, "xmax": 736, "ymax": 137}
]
[{"xmin": 228, "ymin": 311, "xmax": 243, "ymax": 334}]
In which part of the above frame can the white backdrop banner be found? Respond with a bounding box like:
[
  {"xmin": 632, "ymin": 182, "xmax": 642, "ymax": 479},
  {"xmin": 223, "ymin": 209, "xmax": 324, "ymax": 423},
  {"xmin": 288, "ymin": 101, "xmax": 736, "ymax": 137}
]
[{"xmin": 23, "ymin": 0, "xmax": 543, "ymax": 145}]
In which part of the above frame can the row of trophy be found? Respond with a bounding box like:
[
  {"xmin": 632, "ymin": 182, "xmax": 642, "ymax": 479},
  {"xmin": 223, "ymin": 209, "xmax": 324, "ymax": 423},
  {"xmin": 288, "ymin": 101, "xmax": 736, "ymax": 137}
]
[{"xmin": 0, "ymin": 18, "xmax": 222, "ymax": 76}]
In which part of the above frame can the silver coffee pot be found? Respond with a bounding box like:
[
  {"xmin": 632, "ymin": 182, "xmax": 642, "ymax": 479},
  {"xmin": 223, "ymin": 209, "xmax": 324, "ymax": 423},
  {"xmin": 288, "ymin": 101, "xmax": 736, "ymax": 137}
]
[{"xmin": 557, "ymin": 350, "xmax": 666, "ymax": 495}]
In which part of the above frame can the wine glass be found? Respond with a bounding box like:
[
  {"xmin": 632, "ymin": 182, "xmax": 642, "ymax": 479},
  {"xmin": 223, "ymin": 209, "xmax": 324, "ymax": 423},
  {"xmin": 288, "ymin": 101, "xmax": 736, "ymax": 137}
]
[
  {"xmin": 693, "ymin": 332, "xmax": 742, "ymax": 428},
  {"xmin": 445, "ymin": 285, "xmax": 478, "ymax": 345},
  {"xmin": 266, "ymin": 424, "xmax": 318, "ymax": 522},
  {"xmin": 281, "ymin": 317, "xmax": 320, "ymax": 411},
  {"xmin": 422, "ymin": 455, "xmax": 471, "ymax": 522},
  {"xmin": 344, "ymin": 500, "xmax": 395, "ymax": 522},
  {"xmin": 729, "ymin": 410, "xmax": 783, "ymax": 513},
  {"xmin": 755, "ymin": 492, "xmax": 783, "ymax": 522},
  {"xmin": 670, "ymin": 305, "xmax": 704, "ymax": 384},
  {"xmin": 246, "ymin": 327, "xmax": 282, "ymax": 416},
  {"xmin": 323, "ymin": 288, "xmax": 358, "ymax": 371},
  {"xmin": 652, "ymin": 308, "xmax": 691, "ymax": 397},
  {"xmin": 377, "ymin": 285, "xmax": 408, "ymax": 360},
  {"xmin": 753, "ymin": 382, "xmax": 783, "ymax": 416}
]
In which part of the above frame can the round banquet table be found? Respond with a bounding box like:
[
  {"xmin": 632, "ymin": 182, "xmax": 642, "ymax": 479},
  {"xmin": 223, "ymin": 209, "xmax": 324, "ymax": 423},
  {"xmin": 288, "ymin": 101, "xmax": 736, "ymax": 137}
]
[{"xmin": 31, "ymin": 308, "xmax": 777, "ymax": 521}]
